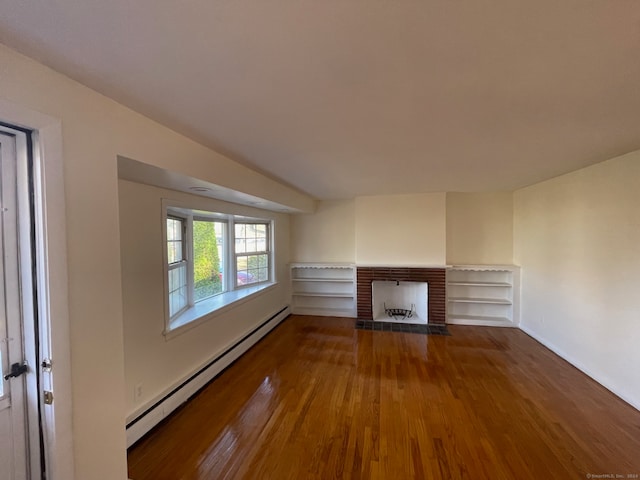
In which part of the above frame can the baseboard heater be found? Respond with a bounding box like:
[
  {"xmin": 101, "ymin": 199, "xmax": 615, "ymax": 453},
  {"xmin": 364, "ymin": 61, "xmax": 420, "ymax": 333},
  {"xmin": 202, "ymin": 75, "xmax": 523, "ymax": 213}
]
[{"xmin": 126, "ymin": 306, "xmax": 290, "ymax": 447}]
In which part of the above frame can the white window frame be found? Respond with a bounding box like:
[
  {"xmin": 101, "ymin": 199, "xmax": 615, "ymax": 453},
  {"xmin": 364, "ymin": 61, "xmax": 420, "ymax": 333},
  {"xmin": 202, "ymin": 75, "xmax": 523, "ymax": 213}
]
[
  {"xmin": 162, "ymin": 201, "xmax": 275, "ymax": 337},
  {"xmin": 233, "ymin": 220, "xmax": 271, "ymax": 287},
  {"xmin": 166, "ymin": 215, "xmax": 189, "ymax": 318}
]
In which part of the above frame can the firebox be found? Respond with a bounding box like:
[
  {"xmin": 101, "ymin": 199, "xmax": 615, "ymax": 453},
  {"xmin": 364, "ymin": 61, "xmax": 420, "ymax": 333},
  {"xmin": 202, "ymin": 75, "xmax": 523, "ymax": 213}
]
[{"xmin": 356, "ymin": 267, "xmax": 446, "ymax": 325}]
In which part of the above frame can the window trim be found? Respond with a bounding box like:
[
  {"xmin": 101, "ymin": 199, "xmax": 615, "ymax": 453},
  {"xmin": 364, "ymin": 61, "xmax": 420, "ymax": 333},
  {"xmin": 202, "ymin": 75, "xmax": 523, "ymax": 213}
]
[
  {"xmin": 161, "ymin": 199, "xmax": 276, "ymax": 336},
  {"xmin": 233, "ymin": 220, "xmax": 271, "ymax": 288},
  {"xmin": 166, "ymin": 215, "xmax": 189, "ymax": 318}
]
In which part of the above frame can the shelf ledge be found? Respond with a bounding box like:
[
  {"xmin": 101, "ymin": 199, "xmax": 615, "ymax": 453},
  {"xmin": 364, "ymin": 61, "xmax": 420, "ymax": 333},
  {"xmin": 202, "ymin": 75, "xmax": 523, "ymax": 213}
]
[
  {"xmin": 448, "ymin": 297, "xmax": 512, "ymax": 305},
  {"xmin": 293, "ymin": 292, "xmax": 354, "ymax": 298},
  {"xmin": 292, "ymin": 278, "xmax": 354, "ymax": 283}
]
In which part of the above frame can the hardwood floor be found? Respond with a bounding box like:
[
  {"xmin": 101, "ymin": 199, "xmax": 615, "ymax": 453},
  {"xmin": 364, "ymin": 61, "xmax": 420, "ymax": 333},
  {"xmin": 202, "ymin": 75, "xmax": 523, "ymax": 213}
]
[{"xmin": 127, "ymin": 315, "xmax": 640, "ymax": 479}]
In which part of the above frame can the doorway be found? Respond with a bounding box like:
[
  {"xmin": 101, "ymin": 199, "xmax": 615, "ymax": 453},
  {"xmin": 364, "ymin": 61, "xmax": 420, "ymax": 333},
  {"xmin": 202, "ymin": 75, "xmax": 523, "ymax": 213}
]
[{"xmin": 0, "ymin": 124, "xmax": 44, "ymax": 479}]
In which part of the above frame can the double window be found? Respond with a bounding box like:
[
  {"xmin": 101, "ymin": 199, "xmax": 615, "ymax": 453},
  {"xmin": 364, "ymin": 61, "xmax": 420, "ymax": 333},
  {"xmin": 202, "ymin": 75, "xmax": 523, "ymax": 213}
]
[{"xmin": 165, "ymin": 206, "xmax": 273, "ymax": 331}]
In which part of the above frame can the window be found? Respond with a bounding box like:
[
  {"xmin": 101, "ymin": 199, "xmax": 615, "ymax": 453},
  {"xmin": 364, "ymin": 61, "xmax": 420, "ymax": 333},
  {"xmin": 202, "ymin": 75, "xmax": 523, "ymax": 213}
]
[
  {"xmin": 235, "ymin": 222, "xmax": 270, "ymax": 287},
  {"xmin": 193, "ymin": 219, "xmax": 226, "ymax": 301},
  {"xmin": 167, "ymin": 216, "xmax": 187, "ymax": 317},
  {"xmin": 164, "ymin": 205, "xmax": 274, "ymax": 333}
]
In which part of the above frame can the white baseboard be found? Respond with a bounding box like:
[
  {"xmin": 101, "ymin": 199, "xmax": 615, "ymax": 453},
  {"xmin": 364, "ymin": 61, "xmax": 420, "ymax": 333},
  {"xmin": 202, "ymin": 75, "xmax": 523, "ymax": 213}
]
[
  {"xmin": 519, "ymin": 324, "xmax": 640, "ymax": 412},
  {"xmin": 126, "ymin": 306, "xmax": 290, "ymax": 447}
]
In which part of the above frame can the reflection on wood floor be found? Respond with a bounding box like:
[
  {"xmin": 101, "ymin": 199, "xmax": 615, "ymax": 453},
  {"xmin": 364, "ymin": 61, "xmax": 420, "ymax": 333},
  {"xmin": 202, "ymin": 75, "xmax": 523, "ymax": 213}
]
[{"xmin": 127, "ymin": 315, "xmax": 640, "ymax": 479}]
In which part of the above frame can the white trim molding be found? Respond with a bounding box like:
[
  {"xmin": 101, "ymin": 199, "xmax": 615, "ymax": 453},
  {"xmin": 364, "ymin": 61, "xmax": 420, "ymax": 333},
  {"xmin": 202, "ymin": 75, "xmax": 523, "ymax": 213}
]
[{"xmin": 0, "ymin": 97, "xmax": 75, "ymax": 480}]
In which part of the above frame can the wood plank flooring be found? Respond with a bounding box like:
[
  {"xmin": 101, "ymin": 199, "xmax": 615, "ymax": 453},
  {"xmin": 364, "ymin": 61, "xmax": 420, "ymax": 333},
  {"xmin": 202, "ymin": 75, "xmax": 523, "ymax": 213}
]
[{"xmin": 127, "ymin": 315, "xmax": 640, "ymax": 479}]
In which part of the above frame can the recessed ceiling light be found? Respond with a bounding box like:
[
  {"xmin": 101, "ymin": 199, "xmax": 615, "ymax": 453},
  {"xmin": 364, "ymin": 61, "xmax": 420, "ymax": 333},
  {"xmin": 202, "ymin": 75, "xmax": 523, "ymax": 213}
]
[{"xmin": 188, "ymin": 186, "xmax": 210, "ymax": 193}]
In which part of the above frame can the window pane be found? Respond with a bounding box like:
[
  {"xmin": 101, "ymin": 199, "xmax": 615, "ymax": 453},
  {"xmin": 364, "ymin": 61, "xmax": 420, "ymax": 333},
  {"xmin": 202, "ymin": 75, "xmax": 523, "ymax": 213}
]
[
  {"xmin": 169, "ymin": 287, "xmax": 187, "ymax": 317},
  {"xmin": 216, "ymin": 222, "xmax": 226, "ymax": 292},
  {"xmin": 169, "ymin": 292, "xmax": 177, "ymax": 316},
  {"xmin": 167, "ymin": 218, "xmax": 182, "ymax": 241},
  {"xmin": 167, "ymin": 217, "xmax": 184, "ymax": 264},
  {"xmin": 236, "ymin": 255, "xmax": 247, "ymax": 286},
  {"xmin": 235, "ymin": 238, "xmax": 245, "ymax": 254},
  {"xmin": 168, "ymin": 263, "xmax": 188, "ymax": 316},
  {"xmin": 173, "ymin": 265, "xmax": 185, "ymax": 286},
  {"xmin": 167, "ymin": 242, "xmax": 177, "ymax": 263},
  {"xmin": 168, "ymin": 264, "xmax": 187, "ymax": 292},
  {"xmin": 169, "ymin": 267, "xmax": 178, "ymax": 289},
  {"xmin": 167, "ymin": 243, "xmax": 175, "ymax": 263},
  {"xmin": 193, "ymin": 220, "xmax": 224, "ymax": 302},
  {"xmin": 167, "ymin": 218, "xmax": 175, "ymax": 240},
  {"xmin": 256, "ymin": 254, "xmax": 269, "ymax": 282},
  {"xmin": 236, "ymin": 254, "xmax": 268, "ymax": 286},
  {"xmin": 235, "ymin": 223, "xmax": 267, "ymax": 252}
]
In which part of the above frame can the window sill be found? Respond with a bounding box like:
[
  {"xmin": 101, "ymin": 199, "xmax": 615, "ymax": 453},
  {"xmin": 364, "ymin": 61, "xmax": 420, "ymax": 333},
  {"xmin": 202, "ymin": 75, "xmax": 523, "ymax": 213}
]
[{"xmin": 164, "ymin": 282, "xmax": 277, "ymax": 340}]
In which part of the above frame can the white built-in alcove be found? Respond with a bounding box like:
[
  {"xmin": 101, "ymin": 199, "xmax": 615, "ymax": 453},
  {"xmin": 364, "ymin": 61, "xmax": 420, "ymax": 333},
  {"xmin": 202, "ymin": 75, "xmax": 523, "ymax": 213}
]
[{"xmin": 372, "ymin": 281, "xmax": 428, "ymax": 324}]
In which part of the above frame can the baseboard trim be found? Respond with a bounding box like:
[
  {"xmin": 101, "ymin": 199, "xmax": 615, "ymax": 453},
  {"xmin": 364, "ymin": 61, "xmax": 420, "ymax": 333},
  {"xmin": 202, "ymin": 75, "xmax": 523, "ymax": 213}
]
[
  {"xmin": 519, "ymin": 324, "xmax": 640, "ymax": 412},
  {"xmin": 126, "ymin": 306, "xmax": 290, "ymax": 447}
]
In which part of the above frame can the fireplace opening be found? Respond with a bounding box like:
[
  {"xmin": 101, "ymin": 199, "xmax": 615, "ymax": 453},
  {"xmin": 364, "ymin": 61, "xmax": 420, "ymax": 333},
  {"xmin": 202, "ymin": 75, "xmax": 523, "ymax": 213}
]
[{"xmin": 372, "ymin": 281, "xmax": 428, "ymax": 324}]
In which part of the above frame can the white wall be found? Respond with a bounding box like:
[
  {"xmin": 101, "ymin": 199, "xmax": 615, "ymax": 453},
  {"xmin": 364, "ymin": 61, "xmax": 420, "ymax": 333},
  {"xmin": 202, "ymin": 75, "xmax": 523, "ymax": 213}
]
[
  {"xmin": 290, "ymin": 200, "xmax": 355, "ymax": 263},
  {"xmin": 0, "ymin": 43, "xmax": 313, "ymax": 480},
  {"xmin": 290, "ymin": 193, "xmax": 514, "ymax": 269},
  {"xmin": 291, "ymin": 192, "xmax": 514, "ymax": 268},
  {"xmin": 446, "ymin": 192, "xmax": 513, "ymax": 265},
  {"xmin": 119, "ymin": 180, "xmax": 290, "ymax": 417},
  {"xmin": 355, "ymin": 193, "xmax": 447, "ymax": 266},
  {"xmin": 514, "ymin": 150, "xmax": 640, "ymax": 409},
  {"xmin": 290, "ymin": 193, "xmax": 448, "ymax": 266}
]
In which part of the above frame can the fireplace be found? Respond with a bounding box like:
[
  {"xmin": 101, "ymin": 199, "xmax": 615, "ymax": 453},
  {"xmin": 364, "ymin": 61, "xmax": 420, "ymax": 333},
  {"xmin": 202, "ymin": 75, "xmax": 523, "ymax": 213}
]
[
  {"xmin": 372, "ymin": 281, "xmax": 428, "ymax": 324},
  {"xmin": 357, "ymin": 267, "xmax": 446, "ymax": 324}
]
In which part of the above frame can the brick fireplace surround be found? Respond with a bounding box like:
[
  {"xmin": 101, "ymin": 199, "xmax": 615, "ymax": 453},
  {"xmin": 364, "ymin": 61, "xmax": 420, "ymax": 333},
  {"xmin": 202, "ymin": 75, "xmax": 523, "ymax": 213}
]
[{"xmin": 356, "ymin": 267, "xmax": 446, "ymax": 325}]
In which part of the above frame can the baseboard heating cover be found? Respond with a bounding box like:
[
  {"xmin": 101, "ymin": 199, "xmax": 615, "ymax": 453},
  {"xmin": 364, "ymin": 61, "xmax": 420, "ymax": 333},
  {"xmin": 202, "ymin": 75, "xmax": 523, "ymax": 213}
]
[{"xmin": 126, "ymin": 306, "xmax": 290, "ymax": 447}]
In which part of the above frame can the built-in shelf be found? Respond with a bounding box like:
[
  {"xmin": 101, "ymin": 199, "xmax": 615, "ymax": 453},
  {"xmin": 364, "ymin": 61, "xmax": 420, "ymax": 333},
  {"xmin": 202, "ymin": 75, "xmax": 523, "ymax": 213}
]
[
  {"xmin": 447, "ymin": 316, "xmax": 513, "ymax": 327},
  {"xmin": 446, "ymin": 265, "xmax": 520, "ymax": 327},
  {"xmin": 448, "ymin": 297, "xmax": 512, "ymax": 305},
  {"xmin": 290, "ymin": 263, "xmax": 356, "ymax": 317},
  {"xmin": 292, "ymin": 292, "xmax": 354, "ymax": 298},
  {"xmin": 292, "ymin": 278, "xmax": 353, "ymax": 283},
  {"xmin": 447, "ymin": 314, "xmax": 511, "ymax": 323}
]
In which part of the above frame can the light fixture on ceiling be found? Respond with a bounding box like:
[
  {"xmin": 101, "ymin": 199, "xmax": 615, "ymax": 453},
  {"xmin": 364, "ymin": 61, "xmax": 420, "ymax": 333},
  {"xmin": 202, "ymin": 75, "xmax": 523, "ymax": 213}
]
[{"xmin": 188, "ymin": 186, "xmax": 211, "ymax": 193}]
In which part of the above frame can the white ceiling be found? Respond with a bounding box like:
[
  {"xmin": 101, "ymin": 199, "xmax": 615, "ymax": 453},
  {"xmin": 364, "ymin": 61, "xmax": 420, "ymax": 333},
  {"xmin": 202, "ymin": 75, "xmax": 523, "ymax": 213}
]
[{"xmin": 1, "ymin": 1, "xmax": 639, "ymax": 200}]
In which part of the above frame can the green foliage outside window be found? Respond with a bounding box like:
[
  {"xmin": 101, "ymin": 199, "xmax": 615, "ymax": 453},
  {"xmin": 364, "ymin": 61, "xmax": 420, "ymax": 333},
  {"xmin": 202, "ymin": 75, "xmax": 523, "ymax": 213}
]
[{"xmin": 193, "ymin": 220, "xmax": 222, "ymax": 300}]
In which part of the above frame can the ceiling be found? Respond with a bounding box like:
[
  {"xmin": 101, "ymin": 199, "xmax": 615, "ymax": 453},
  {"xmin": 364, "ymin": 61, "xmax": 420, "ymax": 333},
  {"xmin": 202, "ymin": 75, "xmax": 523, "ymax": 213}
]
[{"xmin": 1, "ymin": 1, "xmax": 639, "ymax": 200}]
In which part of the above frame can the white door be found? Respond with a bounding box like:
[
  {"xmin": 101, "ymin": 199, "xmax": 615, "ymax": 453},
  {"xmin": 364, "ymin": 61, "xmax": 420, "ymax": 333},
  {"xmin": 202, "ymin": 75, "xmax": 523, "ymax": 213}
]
[{"xmin": 0, "ymin": 131, "xmax": 29, "ymax": 480}]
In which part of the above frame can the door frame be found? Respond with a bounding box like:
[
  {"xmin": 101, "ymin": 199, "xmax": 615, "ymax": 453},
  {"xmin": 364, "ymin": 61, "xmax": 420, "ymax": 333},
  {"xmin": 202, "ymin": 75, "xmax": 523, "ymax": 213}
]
[
  {"xmin": 0, "ymin": 128, "xmax": 30, "ymax": 479},
  {"xmin": 0, "ymin": 98, "xmax": 74, "ymax": 480}
]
